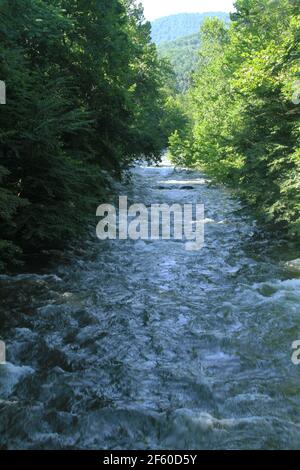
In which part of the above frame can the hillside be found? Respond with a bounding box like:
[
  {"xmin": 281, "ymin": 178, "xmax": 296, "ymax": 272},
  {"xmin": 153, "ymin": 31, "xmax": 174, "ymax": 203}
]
[
  {"xmin": 158, "ymin": 34, "xmax": 200, "ymax": 92},
  {"xmin": 151, "ymin": 12, "xmax": 229, "ymax": 45}
]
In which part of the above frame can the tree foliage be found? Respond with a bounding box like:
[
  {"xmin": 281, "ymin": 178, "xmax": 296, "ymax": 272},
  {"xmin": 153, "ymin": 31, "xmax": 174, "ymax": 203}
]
[
  {"xmin": 158, "ymin": 34, "xmax": 200, "ymax": 92},
  {"xmin": 0, "ymin": 0, "xmax": 176, "ymax": 271},
  {"xmin": 169, "ymin": 0, "xmax": 300, "ymax": 237}
]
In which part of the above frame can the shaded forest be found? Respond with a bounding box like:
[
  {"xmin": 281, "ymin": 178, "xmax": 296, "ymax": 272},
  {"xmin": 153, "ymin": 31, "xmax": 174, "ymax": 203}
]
[{"xmin": 0, "ymin": 0, "xmax": 182, "ymax": 271}]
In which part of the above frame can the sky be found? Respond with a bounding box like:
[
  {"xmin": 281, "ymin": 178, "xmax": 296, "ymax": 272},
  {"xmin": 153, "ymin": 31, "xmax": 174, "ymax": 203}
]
[{"xmin": 140, "ymin": 0, "xmax": 235, "ymax": 21}]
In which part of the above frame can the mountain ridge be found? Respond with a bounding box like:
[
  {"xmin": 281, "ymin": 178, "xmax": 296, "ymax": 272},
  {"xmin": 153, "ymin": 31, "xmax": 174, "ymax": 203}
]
[
  {"xmin": 158, "ymin": 33, "xmax": 200, "ymax": 92},
  {"xmin": 151, "ymin": 12, "xmax": 230, "ymax": 45}
]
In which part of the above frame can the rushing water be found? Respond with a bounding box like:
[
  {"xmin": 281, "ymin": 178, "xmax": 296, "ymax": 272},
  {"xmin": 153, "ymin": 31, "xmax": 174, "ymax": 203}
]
[{"xmin": 1, "ymin": 162, "xmax": 300, "ymax": 450}]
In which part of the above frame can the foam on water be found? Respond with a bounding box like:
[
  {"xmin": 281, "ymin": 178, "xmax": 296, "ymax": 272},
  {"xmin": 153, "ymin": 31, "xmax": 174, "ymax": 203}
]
[
  {"xmin": 1, "ymin": 162, "xmax": 300, "ymax": 449},
  {"xmin": 0, "ymin": 363, "xmax": 34, "ymax": 399}
]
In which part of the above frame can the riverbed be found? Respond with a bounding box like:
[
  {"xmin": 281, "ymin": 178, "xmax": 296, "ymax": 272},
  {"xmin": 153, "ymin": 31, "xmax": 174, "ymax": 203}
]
[{"xmin": 1, "ymin": 162, "xmax": 300, "ymax": 449}]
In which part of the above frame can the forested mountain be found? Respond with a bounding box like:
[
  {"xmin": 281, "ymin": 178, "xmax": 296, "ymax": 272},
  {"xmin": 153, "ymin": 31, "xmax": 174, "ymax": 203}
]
[
  {"xmin": 0, "ymin": 0, "xmax": 181, "ymax": 271},
  {"xmin": 151, "ymin": 12, "xmax": 229, "ymax": 44},
  {"xmin": 154, "ymin": 13, "xmax": 229, "ymax": 92},
  {"xmin": 158, "ymin": 34, "xmax": 200, "ymax": 92},
  {"xmin": 169, "ymin": 0, "xmax": 300, "ymax": 237}
]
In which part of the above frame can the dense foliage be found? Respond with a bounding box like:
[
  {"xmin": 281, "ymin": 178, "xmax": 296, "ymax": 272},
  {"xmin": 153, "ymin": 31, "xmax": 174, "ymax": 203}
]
[
  {"xmin": 0, "ymin": 0, "xmax": 177, "ymax": 271},
  {"xmin": 151, "ymin": 12, "xmax": 229, "ymax": 45},
  {"xmin": 169, "ymin": 0, "xmax": 300, "ymax": 238},
  {"xmin": 158, "ymin": 34, "xmax": 200, "ymax": 92}
]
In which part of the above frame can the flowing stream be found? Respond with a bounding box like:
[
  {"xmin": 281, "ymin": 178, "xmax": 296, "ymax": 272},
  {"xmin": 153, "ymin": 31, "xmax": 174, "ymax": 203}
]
[{"xmin": 1, "ymin": 161, "xmax": 300, "ymax": 450}]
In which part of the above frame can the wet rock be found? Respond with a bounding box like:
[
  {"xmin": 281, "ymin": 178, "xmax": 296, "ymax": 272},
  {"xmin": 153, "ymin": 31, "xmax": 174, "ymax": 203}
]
[
  {"xmin": 284, "ymin": 259, "xmax": 300, "ymax": 273},
  {"xmin": 180, "ymin": 185, "xmax": 195, "ymax": 190},
  {"xmin": 157, "ymin": 185, "xmax": 177, "ymax": 190}
]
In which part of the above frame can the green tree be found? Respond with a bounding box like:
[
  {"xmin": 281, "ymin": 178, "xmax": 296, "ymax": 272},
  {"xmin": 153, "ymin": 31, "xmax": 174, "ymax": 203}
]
[
  {"xmin": 170, "ymin": 0, "xmax": 300, "ymax": 236},
  {"xmin": 0, "ymin": 0, "xmax": 174, "ymax": 271}
]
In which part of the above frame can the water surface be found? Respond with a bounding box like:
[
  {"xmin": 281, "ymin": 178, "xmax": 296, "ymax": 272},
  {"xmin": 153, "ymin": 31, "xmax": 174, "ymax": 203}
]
[{"xmin": 1, "ymin": 162, "xmax": 300, "ymax": 450}]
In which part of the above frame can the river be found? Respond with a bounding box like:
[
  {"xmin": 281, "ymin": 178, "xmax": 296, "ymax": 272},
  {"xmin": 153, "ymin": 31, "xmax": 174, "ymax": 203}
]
[{"xmin": 1, "ymin": 161, "xmax": 300, "ymax": 450}]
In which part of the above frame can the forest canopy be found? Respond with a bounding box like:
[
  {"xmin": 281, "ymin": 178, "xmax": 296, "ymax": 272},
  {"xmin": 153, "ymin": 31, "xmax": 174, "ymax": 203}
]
[
  {"xmin": 158, "ymin": 34, "xmax": 200, "ymax": 92},
  {"xmin": 153, "ymin": 13, "xmax": 230, "ymax": 92},
  {"xmin": 0, "ymin": 0, "xmax": 180, "ymax": 271},
  {"xmin": 169, "ymin": 0, "xmax": 300, "ymax": 238}
]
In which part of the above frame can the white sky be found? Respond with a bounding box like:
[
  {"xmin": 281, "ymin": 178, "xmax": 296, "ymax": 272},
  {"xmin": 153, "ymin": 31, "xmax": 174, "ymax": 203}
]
[{"xmin": 140, "ymin": 0, "xmax": 235, "ymax": 21}]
